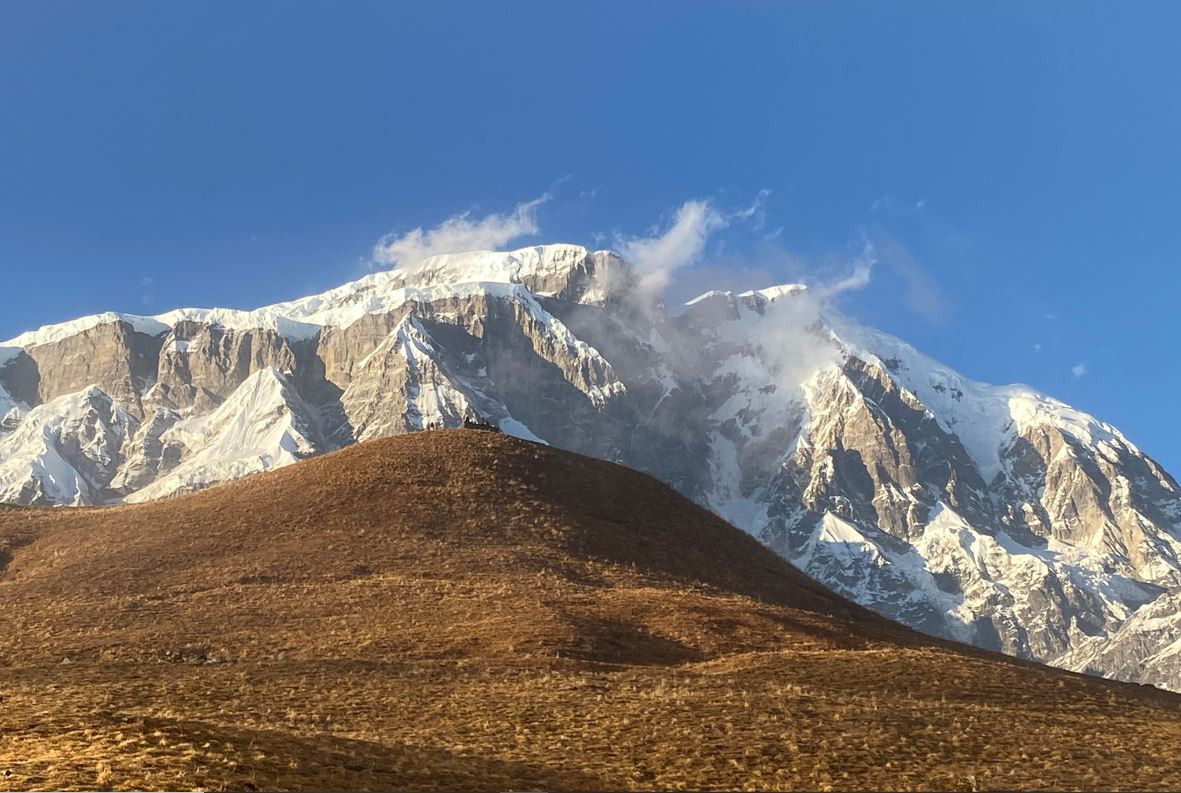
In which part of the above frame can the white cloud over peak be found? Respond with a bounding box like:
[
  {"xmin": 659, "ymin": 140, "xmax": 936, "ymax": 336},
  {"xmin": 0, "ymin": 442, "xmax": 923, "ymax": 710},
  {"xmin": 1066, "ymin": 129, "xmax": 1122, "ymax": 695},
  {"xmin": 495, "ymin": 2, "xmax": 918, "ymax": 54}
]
[
  {"xmin": 372, "ymin": 193, "xmax": 550, "ymax": 270},
  {"xmin": 814, "ymin": 243, "xmax": 876, "ymax": 300},
  {"xmin": 617, "ymin": 199, "xmax": 728, "ymax": 294},
  {"xmin": 1072, "ymin": 361, "xmax": 1088, "ymax": 379},
  {"xmin": 615, "ymin": 192, "xmax": 773, "ymax": 296}
]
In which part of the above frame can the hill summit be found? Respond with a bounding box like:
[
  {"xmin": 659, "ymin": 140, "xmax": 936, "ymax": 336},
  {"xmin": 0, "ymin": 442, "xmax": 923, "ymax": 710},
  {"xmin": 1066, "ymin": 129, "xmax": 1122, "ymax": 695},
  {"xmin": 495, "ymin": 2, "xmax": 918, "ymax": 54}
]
[{"xmin": 1, "ymin": 430, "xmax": 1180, "ymax": 791}]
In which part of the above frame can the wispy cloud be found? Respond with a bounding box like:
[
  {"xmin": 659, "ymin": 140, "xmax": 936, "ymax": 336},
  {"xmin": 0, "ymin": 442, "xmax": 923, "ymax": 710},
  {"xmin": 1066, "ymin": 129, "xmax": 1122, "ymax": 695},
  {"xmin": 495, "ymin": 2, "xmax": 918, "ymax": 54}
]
[
  {"xmin": 813, "ymin": 243, "xmax": 876, "ymax": 300},
  {"xmin": 1072, "ymin": 361, "xmax": 1087, "ymax": 379},
  {"xmin": 733, "ymin": 188, "xmax": 772, "ymax": 231},
  {"xmin": 616, "ymin": 199, "xmax": 729, "ymax": 294},
  {"xmin": 615, "ymin": 192, "xmax": 773, "ymax": 296},
  {"xmin": 372, "ymin": 193, "xmax": 550, "ymax": 270},
  {"xmin": 870, "ymin": 194, "xmax": 929, "ymax": 214},
  {"xmin": 871, "ymin": 235, "xmax": 951, "ymax": 325},
  {"xmin": 137, "ymin": 276, "xmax": 156, "ymax": 306}
]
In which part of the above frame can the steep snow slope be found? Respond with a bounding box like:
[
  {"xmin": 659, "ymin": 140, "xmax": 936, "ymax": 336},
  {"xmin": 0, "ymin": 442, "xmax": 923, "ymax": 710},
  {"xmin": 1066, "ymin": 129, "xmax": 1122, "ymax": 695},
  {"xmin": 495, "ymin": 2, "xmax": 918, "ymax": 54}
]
[
  {"xmin": 0, "ymin": 386, "xmax": 135, "ymax": 505},
  {"xmin": 124, "ymin": 369, "xmax": 323, "ymax": 502},
  {"xmin": 0, "ymin": 382, "xmax": 26, "ymax": 435},
  {"xmin": 1056, "ymin": 588, "xmax": 1181, "ymax": 688},
  {"xmin": 830, "ymin": 317, "xmax": 1144, "ymax": 487}
]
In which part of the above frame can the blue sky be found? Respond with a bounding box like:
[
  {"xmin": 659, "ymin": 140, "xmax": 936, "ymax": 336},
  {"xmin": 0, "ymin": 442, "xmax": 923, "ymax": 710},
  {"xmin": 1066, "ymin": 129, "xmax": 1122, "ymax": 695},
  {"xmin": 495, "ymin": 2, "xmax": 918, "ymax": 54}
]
[{"xmin": 2, "ymin": 3, "xmax": 1179, "ymax": 471}]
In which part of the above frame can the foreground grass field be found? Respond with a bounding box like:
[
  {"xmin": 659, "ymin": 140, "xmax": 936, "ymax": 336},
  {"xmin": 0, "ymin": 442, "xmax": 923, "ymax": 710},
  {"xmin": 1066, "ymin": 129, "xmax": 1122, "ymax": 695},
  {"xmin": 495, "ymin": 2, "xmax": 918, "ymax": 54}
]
[{"xmin": 1, "ymin": 430, "xmax": 1179, "ymax": 791}]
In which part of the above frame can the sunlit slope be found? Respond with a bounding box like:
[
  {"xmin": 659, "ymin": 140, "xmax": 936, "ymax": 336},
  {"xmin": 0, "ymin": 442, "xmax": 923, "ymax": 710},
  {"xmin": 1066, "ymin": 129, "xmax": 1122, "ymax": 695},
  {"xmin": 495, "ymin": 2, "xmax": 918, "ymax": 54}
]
[{"xmin": 0, "ymin": 430, "xmax": 1179, "ymax": 791}]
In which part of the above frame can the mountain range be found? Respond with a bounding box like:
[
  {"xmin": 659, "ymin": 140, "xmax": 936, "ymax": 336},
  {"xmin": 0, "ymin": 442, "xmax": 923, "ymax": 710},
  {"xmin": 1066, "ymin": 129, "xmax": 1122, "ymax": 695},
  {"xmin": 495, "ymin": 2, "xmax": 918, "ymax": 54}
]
[{"xmin": 2, "ymin": 243, "xmax": 1179, "ymax": 691}]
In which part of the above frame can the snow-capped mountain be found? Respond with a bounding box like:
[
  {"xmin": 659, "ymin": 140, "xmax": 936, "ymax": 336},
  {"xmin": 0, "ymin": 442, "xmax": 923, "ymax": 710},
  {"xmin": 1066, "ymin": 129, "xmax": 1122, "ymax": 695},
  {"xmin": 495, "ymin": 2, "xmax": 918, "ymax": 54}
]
[{"xmin": 2, "ymin": 243, "xmax": 1180, "ymax": 691}]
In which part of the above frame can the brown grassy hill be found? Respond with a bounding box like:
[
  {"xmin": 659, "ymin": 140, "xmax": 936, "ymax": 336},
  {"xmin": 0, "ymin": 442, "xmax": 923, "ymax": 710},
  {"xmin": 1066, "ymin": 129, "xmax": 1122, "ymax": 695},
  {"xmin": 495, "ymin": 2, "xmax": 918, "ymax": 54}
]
[{"xmin": 0, "ymin": 429, "xmax": 1179, "ymax": 791}]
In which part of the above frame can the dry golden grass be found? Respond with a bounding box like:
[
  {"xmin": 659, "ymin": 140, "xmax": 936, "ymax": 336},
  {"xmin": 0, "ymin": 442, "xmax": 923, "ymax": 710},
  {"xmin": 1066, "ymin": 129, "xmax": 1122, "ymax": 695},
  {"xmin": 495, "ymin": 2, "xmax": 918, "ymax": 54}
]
[{"xmin": 0, "ymin": 429, "xmax": 1179, "ymax": 791}]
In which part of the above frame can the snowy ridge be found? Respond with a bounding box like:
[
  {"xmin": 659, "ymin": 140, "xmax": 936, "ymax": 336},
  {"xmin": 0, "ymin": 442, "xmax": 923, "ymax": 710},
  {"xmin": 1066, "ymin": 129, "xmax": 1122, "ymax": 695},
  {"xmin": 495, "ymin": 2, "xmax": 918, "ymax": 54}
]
[
  {"xmin": 684, "ymin": 290, "xmax": 731, "ymax": 307},
  {"xmin": 1, "ymin": 312, "xmax": 171, "ymax": 350},
  {"xmin": 738, "ymin": 283, "xmax": 809, "ymax": 304},
  {"xmin": 405, "ymin": 244, "xmax": 612, "ymax": 294},
  {"xmin": 829, "ymin": 315, "xmax": 1135, "ymax": 484},
  {"xmin": 686, "ymin": 283, "xmax": 808, "ymax": 306},
  {"xmin": 0, "ymin": 244, "xmax": 615, "ymax": 349}
]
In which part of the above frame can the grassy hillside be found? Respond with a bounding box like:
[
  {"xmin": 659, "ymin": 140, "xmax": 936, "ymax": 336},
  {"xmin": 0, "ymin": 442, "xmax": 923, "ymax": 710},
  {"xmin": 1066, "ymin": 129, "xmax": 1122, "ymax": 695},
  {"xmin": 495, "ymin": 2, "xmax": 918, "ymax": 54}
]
[{"xmin": 0, "ymin": 430, "xmax": 1178, "ymax": 791}]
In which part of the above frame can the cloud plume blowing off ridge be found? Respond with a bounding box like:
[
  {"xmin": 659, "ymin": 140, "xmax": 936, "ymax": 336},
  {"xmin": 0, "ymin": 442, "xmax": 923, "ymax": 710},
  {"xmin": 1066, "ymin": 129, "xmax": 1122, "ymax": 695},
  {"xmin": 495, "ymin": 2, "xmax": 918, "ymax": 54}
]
[
  {"xmin": 366, "ymin": 189, "xmax": 879, "ymax": 395},
  {"xmin": 747, "ymin": 242, "xmax": 878, "ymax": 392},
  {"xmin": 372, "ymin": 193, "xmax": 550, "ymax": 270},
  {"xmin": 615, "ymin": 193, "xmax": 771, "ymax": 298},
  {"xmin": 616, "ymin": 200, "xmax": 727, "ymax": 295}
]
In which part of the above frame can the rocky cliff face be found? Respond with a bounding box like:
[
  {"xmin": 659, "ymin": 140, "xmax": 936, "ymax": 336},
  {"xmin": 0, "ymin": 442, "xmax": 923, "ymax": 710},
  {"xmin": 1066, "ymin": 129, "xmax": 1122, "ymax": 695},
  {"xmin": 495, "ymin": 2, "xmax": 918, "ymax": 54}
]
[
  {"xmin": 2, "ymin": 243, "xmax": 1180, "ymax": 692},
  {"xmin": 2, "ymin": 320, "xmax": 162, "ymax": 414}
]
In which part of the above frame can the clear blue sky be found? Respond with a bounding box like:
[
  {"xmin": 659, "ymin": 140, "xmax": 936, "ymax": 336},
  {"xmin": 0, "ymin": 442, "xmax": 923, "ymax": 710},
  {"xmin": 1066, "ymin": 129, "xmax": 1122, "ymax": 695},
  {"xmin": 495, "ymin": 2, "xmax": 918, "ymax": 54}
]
[{"xmin": 2, "ymin": 3, "xmax": 1179, "ymax": 472}]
